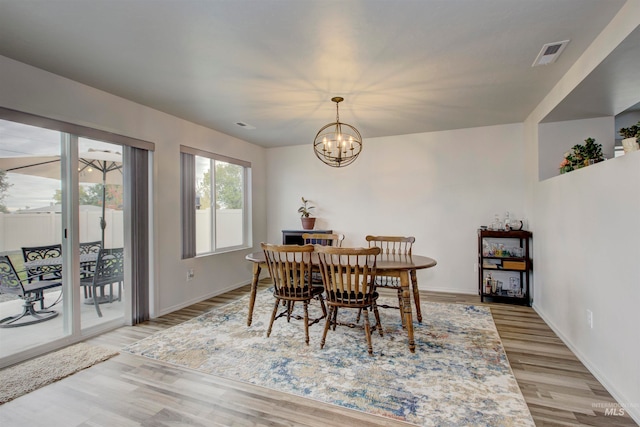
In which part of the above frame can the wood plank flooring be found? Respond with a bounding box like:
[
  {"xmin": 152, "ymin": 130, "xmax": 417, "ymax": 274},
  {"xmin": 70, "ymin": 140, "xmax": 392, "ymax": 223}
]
[{"xmin": 0, "ymin": 281, "xmax": 636, "ymax": 427}]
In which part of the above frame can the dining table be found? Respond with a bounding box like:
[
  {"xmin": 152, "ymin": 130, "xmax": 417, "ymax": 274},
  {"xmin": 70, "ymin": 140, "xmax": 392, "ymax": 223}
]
[{"xmin": 245, "ymin": 250, "xmax": 437, "ymax": 353}]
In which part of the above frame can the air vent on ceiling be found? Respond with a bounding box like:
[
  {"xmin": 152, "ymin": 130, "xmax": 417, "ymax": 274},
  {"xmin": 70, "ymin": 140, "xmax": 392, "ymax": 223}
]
[
  {"xmin": 235, "ymin": 121, "xmax": 256, "ymax": 130},
  {"xmin": 532, "ymin": 40, "xmax": 570, "ymax": 67}
]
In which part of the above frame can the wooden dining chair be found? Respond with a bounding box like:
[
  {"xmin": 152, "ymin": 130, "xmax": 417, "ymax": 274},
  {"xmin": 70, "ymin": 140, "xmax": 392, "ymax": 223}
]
[
  {"xmin": 316, "ymin": 245, "xmax": 382, "ymax": 356},
  {"xmin": 302, "ymin": 233, "xmax": 344, "ymax": 286},
  {"xmin": 365, "ymin": 235, "xmax": 422, "ymax": 324},
  {"xmin": 261, "ymin": 243, "xmax": 327, "ymax": 345}
]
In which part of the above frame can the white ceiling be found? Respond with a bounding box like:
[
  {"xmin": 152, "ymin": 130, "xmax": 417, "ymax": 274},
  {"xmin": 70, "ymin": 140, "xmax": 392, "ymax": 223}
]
[{"xmin": 0, "ymin": 0, "xmax": 628, "ymax": 148}]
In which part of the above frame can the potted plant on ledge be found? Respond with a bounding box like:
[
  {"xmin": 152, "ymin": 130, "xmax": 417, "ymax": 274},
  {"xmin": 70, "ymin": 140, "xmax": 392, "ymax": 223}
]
[
  {"xmin": 298, "ymin": 197, "xmax": 316, "ymax": 230},
  {"xmin": 619, "ymin": 121, "xmax": 640, "ymax": 153},
  {"xmin": 559, "ymin": 137, "xmax": 604, "ymax": 174}
]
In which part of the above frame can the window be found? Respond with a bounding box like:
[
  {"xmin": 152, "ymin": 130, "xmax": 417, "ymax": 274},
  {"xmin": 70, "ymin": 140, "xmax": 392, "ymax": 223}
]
[{"xmin": 181, "ymin": 145, "xmax": 251, "ymax": 257}]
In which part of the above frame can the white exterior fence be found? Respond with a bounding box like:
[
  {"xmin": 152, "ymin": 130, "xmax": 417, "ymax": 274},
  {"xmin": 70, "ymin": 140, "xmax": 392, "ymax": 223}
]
[
  {"xmin": 0, "ymin": 209, "xmax": 242, "ymax": 254},
  {"xmin": 0, "ymin": 211, "xmax": 124, "ymax": 252},
  {"xmin": 196, "ymin": 209, "xmax": 243, "ymax": 253}
]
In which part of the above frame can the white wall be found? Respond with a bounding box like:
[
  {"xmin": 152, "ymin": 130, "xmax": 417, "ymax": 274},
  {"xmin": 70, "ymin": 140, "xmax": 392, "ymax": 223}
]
[
  {"xmin": 0, "ymin": 55, "xmax": 268, "ymax": 317},
  {"xmin": 266, "ymin": 123, "xmax": 527, "ymax": 294},
  {"xmin": 525, "ymin": 1, "xmax": 640, "ymax": 421}
]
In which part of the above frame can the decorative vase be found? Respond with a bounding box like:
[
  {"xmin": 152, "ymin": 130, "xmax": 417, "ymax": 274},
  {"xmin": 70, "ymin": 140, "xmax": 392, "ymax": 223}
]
[
  {"xmin": 622, "ymin": 137, "xmax": 639, "ymax": 154},
  {"xmin": 301, "ymin": 217, "xmax": 316, "ymax": 230}
]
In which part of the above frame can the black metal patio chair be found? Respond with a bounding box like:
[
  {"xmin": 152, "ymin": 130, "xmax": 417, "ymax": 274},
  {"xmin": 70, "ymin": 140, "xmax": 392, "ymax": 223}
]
[
  {"xmin": 0, "ymin": 255, "xmax": 62, "ymax": 328},
  {"xmin": 80, "ymin": 248, "xmax": 124, "ymax": 317}
]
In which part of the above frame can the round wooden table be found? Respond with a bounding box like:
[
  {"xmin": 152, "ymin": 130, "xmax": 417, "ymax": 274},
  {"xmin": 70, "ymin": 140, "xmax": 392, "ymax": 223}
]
[{"xmin": 245, "ymin": 251, "xmax": 437, "ymax": 353}]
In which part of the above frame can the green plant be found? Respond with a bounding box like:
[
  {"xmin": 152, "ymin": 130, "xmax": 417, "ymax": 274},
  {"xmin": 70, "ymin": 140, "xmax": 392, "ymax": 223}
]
[
  {"xmin": 619, "ymin": 121, "xmax": 640, "ymax": 139},
  {"xmin": 559, "ymin": 137, "xmax": 604, "ymax": 174},
  {"xmin": 297, "ymin": 197, "xmax": 315, "ymax": 218},
  {"xmin": 583, "ymin": 137, "xmax": 603, "ymax": 162}
]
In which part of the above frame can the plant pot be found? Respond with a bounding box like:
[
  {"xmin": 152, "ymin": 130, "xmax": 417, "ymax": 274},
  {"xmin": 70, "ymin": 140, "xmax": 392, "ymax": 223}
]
[
  {"xmin": 301, "ymin": 217, "xmax": 316, "ymax": 230},
  {"xmin": 622, "ymin": 137, "xmax": 639, "ymax": 154}
]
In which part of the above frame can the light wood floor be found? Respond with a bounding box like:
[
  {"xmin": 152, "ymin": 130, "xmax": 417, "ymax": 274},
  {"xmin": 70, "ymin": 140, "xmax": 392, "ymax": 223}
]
[{"xmin": 0, "ymin": 281, "xmax": 636, "ymax": 427}]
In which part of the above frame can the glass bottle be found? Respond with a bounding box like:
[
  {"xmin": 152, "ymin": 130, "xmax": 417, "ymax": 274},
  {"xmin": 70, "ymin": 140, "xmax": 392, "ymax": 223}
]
[
  {"xmin": 485, "ymin": 272, "xmax": 492, "ymax": 294},
  {"xmin": 504, "ymin": 211, "xmax": 510, "ymax": 231},
  {"xmin": 492, "ymin": 213, "xmax": 500, "ymax": 230}
]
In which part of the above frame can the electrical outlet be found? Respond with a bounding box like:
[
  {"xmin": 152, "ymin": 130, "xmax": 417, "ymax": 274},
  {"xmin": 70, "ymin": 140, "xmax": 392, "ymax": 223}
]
[
  {"xmin": 187, "ymin": 269, "xmax": 194, "ymax": 281},
  {"xmin": 586, "ymin": 309, "xmax": 593, "ymax": 328}
]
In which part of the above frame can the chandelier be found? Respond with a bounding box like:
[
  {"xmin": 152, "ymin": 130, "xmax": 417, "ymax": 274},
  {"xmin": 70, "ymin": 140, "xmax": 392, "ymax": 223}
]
[{"xmin": 313, "ymin": 97, "xmax": 363, "ymax": 167}]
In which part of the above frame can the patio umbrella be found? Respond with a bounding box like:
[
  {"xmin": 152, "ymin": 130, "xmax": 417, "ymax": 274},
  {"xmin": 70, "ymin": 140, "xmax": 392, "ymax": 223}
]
[{"xmin": 0, "ymin": 149, "xmax": 123, "ymax": 246}]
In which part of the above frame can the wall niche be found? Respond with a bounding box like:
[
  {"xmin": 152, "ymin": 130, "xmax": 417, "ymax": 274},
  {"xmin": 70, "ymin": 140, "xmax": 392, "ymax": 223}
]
[{"xmin": 537, "ymin": 25, "xmax": 640, "ymax": 181}]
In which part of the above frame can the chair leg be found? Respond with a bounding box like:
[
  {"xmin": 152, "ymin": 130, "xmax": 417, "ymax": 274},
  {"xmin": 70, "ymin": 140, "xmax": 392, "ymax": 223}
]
[
  {"xmin": 267, "ymin": 298, "xmax": 279, "ymax": 338},
  {"xmin": 36, "ymin": 290, "xmax": 45, "ymax": 310},
  {"xmin": 303, "ymin": 301, "xmax": 310, "ymax": 345},
  {"xmin": 0, "ymin": 298, "xmax": 58, "ymax": 328},
  {"xmin": 411, "ymin": 269, "xmax": 422, "ymax": 323},
  {"xmin": 93, "ymin": 286, "xmax": 103, "ymax": 317},
  {"xmin": 317, "ymin": 294, "xmax": 327, "ymax": 317},
  {"xmin": 332, "ymin": 307, "xmax": 338, "ymax": 330},
  {"xmin": 373, "ymin": 303, "xmax": 384, "ymax": 336},
  {"xmin": 362, "ymin": 308, "xmax": 373, "ymax": 356},
  {"xmin": 318, "ymin": 294, "xmax": 327, "ymax": 318},
  {"xmin": 321, "ymin": 306, "xmax": 334, "ymax": 349},
  {"xmin": 286, "ymin": 301, "xmax": 293, "ymax": 322},
  {"xmin": 397, "ymin": 289, "xmax": 406, "ymax": 328}
]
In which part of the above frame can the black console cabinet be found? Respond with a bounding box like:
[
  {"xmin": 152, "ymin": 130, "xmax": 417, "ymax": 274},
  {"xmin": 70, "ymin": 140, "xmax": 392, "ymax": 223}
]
[{"xmin": 282, "ymin": 229, "xmax": 333, "ymax": 245}]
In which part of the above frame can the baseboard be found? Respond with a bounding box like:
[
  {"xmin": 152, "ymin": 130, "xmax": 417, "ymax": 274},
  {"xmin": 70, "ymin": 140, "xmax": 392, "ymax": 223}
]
[
  {"xmin": 532, "ymin": 302, "xmax": 640, "ymax": 424},
  {"xmin": 422, "ymin": 286, "xmax": 477, "ymax": 296},
  {"xmin": 155, "ymin": 280, "xmax": 251, "ymax": 318}
]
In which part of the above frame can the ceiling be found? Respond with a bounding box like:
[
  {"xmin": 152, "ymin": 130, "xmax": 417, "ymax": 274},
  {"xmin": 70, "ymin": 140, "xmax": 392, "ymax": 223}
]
[
  {"xmin": 0, "ymin": 0, "xmax": 628, "ymax": 148},
  {"xmin": 541, "ymin": 24, "xmax": 640, "ymax": 123}
]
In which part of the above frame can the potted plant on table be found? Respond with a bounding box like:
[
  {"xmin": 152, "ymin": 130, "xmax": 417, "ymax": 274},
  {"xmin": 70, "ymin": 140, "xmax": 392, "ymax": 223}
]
[
  {"xmin": 619, "ymin": 121, "xmax": 640, "ymax": 153},
  {"xmin": 298, "ymin": 197, "xmax": 316, "ymax": 230}
]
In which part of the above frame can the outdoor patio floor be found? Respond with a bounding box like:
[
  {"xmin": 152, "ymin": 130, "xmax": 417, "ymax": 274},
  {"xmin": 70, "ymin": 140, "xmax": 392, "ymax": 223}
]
[{"xmin": 0, "ymin": 289, "xmax": 124, "ymax": 359}]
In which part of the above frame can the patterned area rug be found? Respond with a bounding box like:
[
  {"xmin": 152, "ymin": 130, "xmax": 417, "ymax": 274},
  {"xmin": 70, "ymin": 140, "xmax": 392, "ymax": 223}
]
[{"xmin": 124, "ymin": 289, "xmax": 534, "ymax": 426}]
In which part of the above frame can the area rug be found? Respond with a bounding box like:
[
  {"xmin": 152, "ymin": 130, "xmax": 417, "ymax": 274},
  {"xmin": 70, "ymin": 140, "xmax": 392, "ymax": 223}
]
[
  {"xmin": 0, "ymin": 342, "xmax": 118, "ymax": 404},
  {"xmin": 123, "ymin": 289, "xmax": 534, "ymax": 426}
]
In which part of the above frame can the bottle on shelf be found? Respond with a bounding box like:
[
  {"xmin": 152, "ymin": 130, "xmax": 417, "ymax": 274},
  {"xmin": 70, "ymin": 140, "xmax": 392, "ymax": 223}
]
[
  {"xmin": 504, "ymin": 211, "xmax": 510, "ymax": 231},
  {"xmin": 491, "ymin": 213, "xmax": 501, "ymax": 230},
  {"xmin": 485, "ymin": 272, "xmax": 492, "ymax": 294}
]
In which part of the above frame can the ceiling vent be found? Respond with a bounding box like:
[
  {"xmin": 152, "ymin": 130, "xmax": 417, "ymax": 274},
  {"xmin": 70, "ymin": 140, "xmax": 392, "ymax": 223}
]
[
  {"xmin": 532, "ymin": 40, "xmax": 570, "ymax": 67},
  {"xmin": 235, "ymin": 121, "xmax": 256, "ymax": 130}
]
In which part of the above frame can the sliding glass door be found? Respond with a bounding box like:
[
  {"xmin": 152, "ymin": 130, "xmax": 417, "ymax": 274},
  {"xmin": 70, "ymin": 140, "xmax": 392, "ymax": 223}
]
[
  {"xmin": 77, "ymin": 137, "xmax": 125, "ymax": 332},
  {"xmin": 0, "ymin": 119, "xmax": 127, "ymax": 365},
  {"xmin": 0, "ymin": 119, "xmax": 67, "ymax": 359}
]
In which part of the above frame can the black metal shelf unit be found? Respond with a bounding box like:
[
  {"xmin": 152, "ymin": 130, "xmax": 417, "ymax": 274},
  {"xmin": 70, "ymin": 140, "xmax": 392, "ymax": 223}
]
[{"xmin": 478, "ymin": 229, "xmax": 532, "ymax": 306}]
